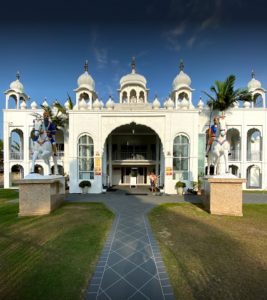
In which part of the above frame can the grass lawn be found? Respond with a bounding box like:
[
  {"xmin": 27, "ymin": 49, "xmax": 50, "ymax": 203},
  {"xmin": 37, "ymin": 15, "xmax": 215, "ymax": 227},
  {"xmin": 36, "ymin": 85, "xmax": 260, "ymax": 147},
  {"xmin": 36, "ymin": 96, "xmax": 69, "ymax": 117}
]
[
  {"xmin": 149, "ymin": 203, "xmax": 267, "ymax": 300},
  {"xmin": 0, "ymin": 189, "xmax": 114, "ymax": 300}
]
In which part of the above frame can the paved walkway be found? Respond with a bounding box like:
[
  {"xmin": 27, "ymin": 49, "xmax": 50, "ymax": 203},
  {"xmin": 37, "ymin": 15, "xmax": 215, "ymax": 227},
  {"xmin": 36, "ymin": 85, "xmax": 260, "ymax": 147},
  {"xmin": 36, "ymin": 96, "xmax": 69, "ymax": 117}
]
[{"xmin": 65, "ymin": 187, "xmax": 267, "ymax": 300}]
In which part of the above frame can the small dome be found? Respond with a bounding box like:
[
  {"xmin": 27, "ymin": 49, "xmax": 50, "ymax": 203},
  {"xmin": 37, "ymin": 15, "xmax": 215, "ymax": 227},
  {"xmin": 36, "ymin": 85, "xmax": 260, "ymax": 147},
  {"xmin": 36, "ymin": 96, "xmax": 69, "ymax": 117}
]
[
  {"xmin": 152, "ymin": 97, "xmax": 161, "ymax": 109},
  {"xmin": 248, "ymin": 70, "xmax": 261, "ymax": 90},
  {"xmin": 243, "ymin": 101, "xmax": 251, "ymax": 108},
  {"xmin": 64, "ymin": 100, "xmax": 70, "ymax": 110},
  {"xmin": 106, "ymin": 97, "xmax": 114, "ymax": 110},
  {"xmin": 77, "ymin": 61, "xmax": 95, "ymax": 90},
  {"xmin": 42, "ymin": 99, "xmax": 49, "ymax": 107},
  {"xmin": 31, "ymin": 101, "xmax": 38, "ymax": 109},
  {"xmin": 232, "ymin": 101, "xmax": 239, "ymax": 108},
  {"xmin": 93, "ymin": 98, "xmax": 101, "ymax": 110},
  {"xmin": 10, "ymin": 72, "xmax": 24, "ymax": 93},
  {"xmin": 20, "ymin": 101, "xmax": 27, "ymax": 109},
  {"xmin": 197, "ymin": 98, "xmax": 204, "ymax": 111},
  {"xmin": 120, "ymin": 57, "xmax": 147, "ymax": 88},
  {"xmin": 165, "ymin": 97, "xmax": 174, "ymax": 110},
  {"xmin": 197, "ymin": 98, "xmax": 204, "ymax": 108},
  {"xmin": 172, "ymin": 60, "xmax": 191, "ymax": 90}
]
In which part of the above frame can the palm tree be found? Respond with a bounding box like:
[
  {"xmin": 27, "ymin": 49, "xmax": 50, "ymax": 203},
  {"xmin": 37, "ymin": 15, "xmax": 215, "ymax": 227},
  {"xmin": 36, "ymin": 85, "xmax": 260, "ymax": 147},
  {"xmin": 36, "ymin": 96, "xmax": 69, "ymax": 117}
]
[
  {"xmin": 203, "ymin": 74, "xmax": 253, "ymax": 112},
  {"xmin": 41, "ymin": 95, "xmax": 74, "ymax": 129}
]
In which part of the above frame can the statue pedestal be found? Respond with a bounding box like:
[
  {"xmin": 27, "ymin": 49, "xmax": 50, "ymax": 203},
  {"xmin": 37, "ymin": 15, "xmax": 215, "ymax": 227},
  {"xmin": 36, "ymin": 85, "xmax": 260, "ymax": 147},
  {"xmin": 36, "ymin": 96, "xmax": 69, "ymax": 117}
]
[
  {"xmin": 202, "ymin": 175, "xmax": 245, "ymax": 216},
  {"xmin": 18, "ymin": 174, "xmax": 65, "ymax": 216}
]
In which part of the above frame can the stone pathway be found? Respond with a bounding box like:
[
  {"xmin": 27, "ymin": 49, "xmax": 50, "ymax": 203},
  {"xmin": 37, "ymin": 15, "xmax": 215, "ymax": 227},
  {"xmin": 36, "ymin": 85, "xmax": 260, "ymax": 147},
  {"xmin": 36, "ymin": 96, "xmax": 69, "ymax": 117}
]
[{"xmin": 67, "ymin": 187, "xmax": 178, "ymax": 299}]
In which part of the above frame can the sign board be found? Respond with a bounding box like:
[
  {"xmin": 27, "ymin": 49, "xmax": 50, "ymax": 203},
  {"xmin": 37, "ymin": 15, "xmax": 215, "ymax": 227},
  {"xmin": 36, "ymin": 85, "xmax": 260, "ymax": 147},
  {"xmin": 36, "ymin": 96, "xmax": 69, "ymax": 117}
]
[
  {"xmin": 94, "ymin": 153, "xmax": 101, "ymax": 175},
  {"xmin": 165, "ymin": 167, "xmax": 173, "ymax": 176}
]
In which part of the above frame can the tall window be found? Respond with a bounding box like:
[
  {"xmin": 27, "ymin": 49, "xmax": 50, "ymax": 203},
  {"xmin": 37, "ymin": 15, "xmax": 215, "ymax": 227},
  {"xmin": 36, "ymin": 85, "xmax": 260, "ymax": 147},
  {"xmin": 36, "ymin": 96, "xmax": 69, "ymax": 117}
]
[
  {"xmin": 78, "ymin": 135, "xmax": 94, "ymax": 180},
  {"xmin": 173, "ymin": 135, "xmax": 189, "ymax": 180}
]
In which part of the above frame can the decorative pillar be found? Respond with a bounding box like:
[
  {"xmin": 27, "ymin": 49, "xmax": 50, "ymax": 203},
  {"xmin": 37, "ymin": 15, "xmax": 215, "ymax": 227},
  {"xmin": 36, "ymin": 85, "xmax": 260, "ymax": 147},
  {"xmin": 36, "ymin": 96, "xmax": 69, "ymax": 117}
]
[
  {"xmin": 108, "ymin": 135, "xmax": 112, "ymax": 187},
  {"xmin": 156, "ymin": 136, "xmax": 160, "ymax": 177}
]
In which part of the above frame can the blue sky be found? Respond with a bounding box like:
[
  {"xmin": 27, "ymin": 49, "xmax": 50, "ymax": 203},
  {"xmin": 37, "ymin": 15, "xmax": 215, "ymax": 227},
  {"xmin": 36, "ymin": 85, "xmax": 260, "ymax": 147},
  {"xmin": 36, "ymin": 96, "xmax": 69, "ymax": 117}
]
[{"xmin": 1, "ymin": 0, "xmax": 267, "ymax": 139}]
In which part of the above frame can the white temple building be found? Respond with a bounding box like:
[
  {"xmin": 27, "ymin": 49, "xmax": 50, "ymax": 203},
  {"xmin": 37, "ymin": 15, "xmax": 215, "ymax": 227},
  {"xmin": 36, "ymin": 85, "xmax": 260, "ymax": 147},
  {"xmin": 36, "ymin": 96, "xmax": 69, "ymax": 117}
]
[{"xmin": 3, "ymin": 59, "xmax": 267, "ymax": 193}]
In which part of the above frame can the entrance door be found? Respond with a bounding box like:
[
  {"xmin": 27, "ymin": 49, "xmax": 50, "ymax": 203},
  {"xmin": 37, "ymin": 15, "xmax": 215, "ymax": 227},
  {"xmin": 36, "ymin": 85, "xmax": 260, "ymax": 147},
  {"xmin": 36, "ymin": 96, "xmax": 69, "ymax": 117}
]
[{"xmin": 121, "ymin": 167, "xmax": 148, "ymax": 185}]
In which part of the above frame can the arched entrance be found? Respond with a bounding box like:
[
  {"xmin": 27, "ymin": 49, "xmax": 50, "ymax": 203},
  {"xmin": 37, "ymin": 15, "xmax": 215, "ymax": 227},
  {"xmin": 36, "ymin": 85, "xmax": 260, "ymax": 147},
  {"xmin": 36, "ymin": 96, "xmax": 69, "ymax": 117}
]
[{"xmin": 103, "ymin": 123, "xmax": 164, "ymax": 188}]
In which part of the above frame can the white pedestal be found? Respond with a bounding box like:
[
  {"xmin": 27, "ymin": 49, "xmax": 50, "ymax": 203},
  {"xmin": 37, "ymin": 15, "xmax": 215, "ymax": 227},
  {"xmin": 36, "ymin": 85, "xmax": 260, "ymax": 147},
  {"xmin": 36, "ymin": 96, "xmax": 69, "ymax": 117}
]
[
  {"xmin": 202, "ymin": 175, "xmax": 245, "ymax": 216},
  {"xmin": 18, "ymin": 175, "xmax": 65, "ymax": 216}
]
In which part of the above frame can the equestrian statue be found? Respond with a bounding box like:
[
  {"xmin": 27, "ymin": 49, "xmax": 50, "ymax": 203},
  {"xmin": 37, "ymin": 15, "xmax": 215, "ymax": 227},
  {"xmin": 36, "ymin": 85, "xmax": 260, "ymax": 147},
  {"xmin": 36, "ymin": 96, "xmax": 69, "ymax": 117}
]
[
  {"xmin": 206, "ymin": 115, "xmax": 230, "ymax": 175},
  {"xmin": 30, "ymin": 111, "xmax": 58, "ymax": 175}
]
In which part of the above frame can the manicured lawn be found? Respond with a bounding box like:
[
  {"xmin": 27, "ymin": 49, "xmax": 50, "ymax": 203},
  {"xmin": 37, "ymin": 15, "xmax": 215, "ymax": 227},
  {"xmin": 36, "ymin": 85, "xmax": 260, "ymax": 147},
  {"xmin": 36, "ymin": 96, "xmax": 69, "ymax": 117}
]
[
  {"xmin": 0, "ymin": 190, "xmax": 114, "ymax": 300},
  {"xmin": 149, "ymin": 203, "xmax": 267, "ymax": 300}
]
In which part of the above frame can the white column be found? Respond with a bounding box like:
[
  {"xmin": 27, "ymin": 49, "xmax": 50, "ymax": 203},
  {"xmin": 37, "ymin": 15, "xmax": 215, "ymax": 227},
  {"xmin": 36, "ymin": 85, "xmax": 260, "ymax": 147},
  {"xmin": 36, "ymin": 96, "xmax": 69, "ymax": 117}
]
[
  {"xmin": 102, "ymin": 143, "xmax": 107, "ymax": 186},
  {"xmin": 108, "ymin": 135, "xmax": 112, "ymax": 187},
  {"xmin": 160, "ymin": 146, "xmax": 165, "ymax": 187},
  {"xmin": 156, "ymin": 136, "xmax": 159, "ymax": 177}
]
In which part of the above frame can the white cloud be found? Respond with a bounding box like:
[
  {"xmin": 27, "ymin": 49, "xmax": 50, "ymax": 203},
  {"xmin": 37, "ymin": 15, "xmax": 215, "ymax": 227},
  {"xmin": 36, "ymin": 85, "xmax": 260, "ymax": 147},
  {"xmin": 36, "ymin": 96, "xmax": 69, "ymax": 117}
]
[{"xmin": 187, "ymin": 36, "xmax": 196, "ymax": 48}]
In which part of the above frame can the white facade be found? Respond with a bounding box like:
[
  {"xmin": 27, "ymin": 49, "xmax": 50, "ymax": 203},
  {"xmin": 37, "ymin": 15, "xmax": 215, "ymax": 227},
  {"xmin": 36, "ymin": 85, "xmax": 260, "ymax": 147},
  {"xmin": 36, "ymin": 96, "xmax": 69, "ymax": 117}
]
[{"xmin": 3, "ymin": 61, "xmax": 267, "ymax": 193}]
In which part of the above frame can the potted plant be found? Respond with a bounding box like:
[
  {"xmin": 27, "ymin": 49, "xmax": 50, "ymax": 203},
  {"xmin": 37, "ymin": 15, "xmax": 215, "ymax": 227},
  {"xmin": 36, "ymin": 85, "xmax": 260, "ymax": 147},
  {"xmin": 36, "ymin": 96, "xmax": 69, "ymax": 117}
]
[
  {"xmin": 79, "ymin": 180, "xmax": 91, "ymax": 194},
  {"xmin": 175, "ymin": 181, "xmax": 186, "ymax": 196}
]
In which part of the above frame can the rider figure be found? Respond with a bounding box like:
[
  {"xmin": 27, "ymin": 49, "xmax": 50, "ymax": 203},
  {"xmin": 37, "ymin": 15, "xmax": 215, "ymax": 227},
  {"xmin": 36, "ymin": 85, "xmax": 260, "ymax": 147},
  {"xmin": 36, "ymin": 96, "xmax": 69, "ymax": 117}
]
[
  {"xmin": 206, "ymin": 116, "xmax": 219, "ymax": 157},
  {"xmin": 43, "ymin": 111, "xmax": 57, "ymax": 156}
]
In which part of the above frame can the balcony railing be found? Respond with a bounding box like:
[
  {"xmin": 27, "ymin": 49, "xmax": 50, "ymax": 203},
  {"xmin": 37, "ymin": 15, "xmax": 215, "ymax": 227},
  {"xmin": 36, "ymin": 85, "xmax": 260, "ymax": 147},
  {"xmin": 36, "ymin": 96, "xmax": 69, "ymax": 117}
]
[
  {"xmin": 228, "ymin": 150, "xmax": 241, "ymax": 161},
  {"xmin": 10, "ymin": 152, "xmax": 23, "ymax": 160},
  {"xmin": 247, "ymin": 151, "xmax": 262, "ymax": 161},
  {"xmin": 112, "ymin": 151, "xmax": 156, "ymax": 160},
  {"xmin": 29, "ymin": 151, "xmax": 64, "ymax": 160}
]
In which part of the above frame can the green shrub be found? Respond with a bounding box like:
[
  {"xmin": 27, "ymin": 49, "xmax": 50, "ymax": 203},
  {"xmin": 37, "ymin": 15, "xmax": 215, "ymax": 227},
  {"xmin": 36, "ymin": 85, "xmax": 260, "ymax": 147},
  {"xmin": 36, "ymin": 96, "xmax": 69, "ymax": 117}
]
[
  {"xmin": 175, "ymin": 181, "xmax": 186, "ymax": 188},
  {"xmin": 78, "ymin": 180, "xmax": 91, "ymax": 188}
]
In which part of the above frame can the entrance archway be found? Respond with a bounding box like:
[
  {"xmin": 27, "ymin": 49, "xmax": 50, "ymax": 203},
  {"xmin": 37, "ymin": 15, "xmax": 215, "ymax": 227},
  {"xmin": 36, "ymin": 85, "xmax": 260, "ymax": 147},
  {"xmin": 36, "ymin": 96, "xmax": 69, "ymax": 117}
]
[{"xmin": 103, "ymin": 122, "xmax": 164, "ymax": 188}]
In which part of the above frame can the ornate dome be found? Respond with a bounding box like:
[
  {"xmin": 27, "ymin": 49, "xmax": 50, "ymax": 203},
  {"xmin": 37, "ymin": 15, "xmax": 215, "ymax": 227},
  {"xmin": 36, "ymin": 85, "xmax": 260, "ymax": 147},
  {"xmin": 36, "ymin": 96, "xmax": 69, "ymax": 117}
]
[
  {"xmin": 120, "ymin": 57, "xmax": 147, "ymax": 88},
  {"xmin": 165, "ymin": 97, "xmax": 174, "ymax": 110},
  {"xmin": 248, "ymin": 71, "xmax": 261, "ymax": 90},
  {"xmin": 152, "ymin": 96, "xmax": 161, "ymax": 109},
  {"xmin": 172, "ymin": 60, "xmax": 191, "ymax": 90},
  {"xmin": 10, "ymin": 72, "xmax": 24, "ymax": 93},
  {"xmin": 93, "ymin": 98, "xmax": 101, "ymax": 110},
  {"xmin": 106, "ymin": 96, "xmax": 115, "ymax": 110},
  {"xmin": 77, "ymin": 61, "xmax": 95, "ymax": 90},
  {"xmin": 31, "ymin": 101, "xmax": 38, "ymax": 109}
]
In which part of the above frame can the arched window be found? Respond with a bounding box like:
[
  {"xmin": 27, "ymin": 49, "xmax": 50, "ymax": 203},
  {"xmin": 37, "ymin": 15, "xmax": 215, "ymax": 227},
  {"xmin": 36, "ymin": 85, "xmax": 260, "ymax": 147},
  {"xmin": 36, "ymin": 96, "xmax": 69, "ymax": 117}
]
[
  {"xmin": 130, "ymin": 90, "xmax": 137, "ymax": 103},
  {"xmin": 10, "ymin": 129, "xmax": 24, "ymax": 160},
  {"xmin": 227, "ymin": 128, "xmax": 241, "ymax": 161},
  {"xmin": 78, "ymin": 135, "xmax": 94, "ymax": 180},
  {"xmin": 178, "ymin": 92, "xmax": 189, "ymax": 100},
  {"xmin": 253, "ymin": 94, "xmax": 263, "ymax": 108},
  {"xmin": 247, "ymin": 129, "xmax": 262, "ymax": 161},
  {"xmin": 122, "ymin": 91, "xmax": 128, "ymax": 103},
  {"xmin": 173, "ymin": 134, "xmax": 189, "ymax": 180},
  {"xmin": 11, "ymin": 164, "xmax": 24, "ymax": 186},
  {"xmin": 247, "ymin": 165, "xmax": 261, "ymax": 188},
  {"xmin": 229, "ymin": 165, "xmax": 238, "ymax": 176},
  {"xmin": 139, "ymin": 91, "xmax": 145, "ymax": 103},
  {"xmin": 34, "ymin": 164, "xmax": 44, "ymax": 175},
  {"xmin": 79, "ymin": 92, "xmax": 89, "ymax": 101}
]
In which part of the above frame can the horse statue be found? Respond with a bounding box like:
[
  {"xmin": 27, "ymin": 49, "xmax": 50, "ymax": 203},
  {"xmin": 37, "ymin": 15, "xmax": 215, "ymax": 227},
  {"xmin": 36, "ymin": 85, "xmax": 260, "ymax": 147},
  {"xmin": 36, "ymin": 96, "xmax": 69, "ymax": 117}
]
[
  {"xmin": 207, "ymin": 116, "xmax": 230, "ymax": 175},
  {"xmin": 30, "ymin": 114, "xmax": 58, "ymax": 175}
]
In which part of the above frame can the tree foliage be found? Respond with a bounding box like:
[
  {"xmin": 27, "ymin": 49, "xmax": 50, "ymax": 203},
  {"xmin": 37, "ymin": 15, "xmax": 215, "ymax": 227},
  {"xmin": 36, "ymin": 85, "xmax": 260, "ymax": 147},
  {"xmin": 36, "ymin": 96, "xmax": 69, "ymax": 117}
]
[
  {"xmin": 41, "ymin": 95, "xmax": 74, "ymax": 129},
  {"xmin": 203, "ymin": 74, "xmax": 253, "ymax": 111}
]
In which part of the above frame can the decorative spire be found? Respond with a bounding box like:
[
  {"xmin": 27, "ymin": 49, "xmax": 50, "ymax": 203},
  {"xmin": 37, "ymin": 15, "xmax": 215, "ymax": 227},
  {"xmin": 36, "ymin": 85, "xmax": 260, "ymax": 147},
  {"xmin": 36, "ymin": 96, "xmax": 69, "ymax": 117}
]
[
  {"xmin": 84, "ymin": 60, "xmax": 88, "ymax": 72},
  {"xmin": 131, "ymin": 57, "xmax": 136, "ymax": 73},
  {"xmin": 16, "ymin": 71, "xmax": 20, "ymax": 80},
  {"xmin": 251, "ymin": 69, "xmax": 255, "ymax": 78},
  {"xmin": 179, "ymin": 59, "xmax": 184, "ymax": 71}
]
